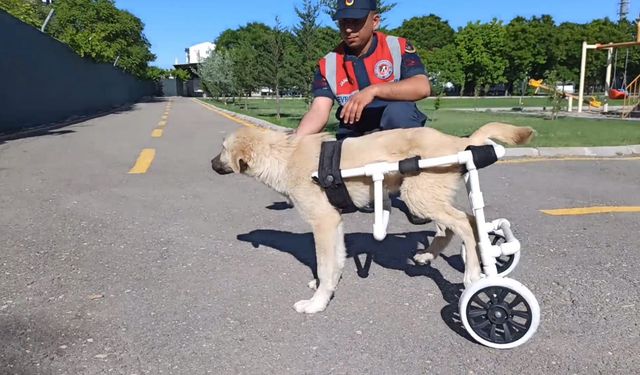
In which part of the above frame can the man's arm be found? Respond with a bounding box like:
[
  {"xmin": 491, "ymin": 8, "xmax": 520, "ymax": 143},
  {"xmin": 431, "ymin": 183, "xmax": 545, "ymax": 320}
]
[
  {"xmin": 340, "ymin": 75, "xmax": 430, "ymax": 125},
  {"xmin": 368, "ymin": 74, "xmax": 431, "ymax": 101},
  {"xmin": 295, "ymin": 96, "xmax": 334, "ymax": 136}
]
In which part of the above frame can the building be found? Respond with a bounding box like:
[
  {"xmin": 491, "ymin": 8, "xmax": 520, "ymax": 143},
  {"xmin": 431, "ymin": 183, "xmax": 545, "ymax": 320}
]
[
  {"xmin": 184, "ymin": 42, "xmax": 215, "ymax": 64},
  {"xmin": 171, "ymin": 42, "xmax": 215, "ymax": 97}
]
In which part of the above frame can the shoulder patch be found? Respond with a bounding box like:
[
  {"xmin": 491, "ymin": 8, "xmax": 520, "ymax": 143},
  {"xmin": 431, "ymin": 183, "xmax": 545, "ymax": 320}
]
[{"xmin": 405, "ymin": 42, "xmax": 417, "ymax": 54}]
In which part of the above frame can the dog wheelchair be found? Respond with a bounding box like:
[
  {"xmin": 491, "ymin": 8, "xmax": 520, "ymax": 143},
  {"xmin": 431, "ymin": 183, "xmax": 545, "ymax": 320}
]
[{"xmin": 312, "ymin": 141, "xmax": 540, "ymax": 349}]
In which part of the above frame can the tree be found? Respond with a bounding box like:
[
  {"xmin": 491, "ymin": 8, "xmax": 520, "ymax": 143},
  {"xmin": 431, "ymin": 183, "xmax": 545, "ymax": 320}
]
[
  {"xmin": 215, "ymin": 22, "xmax": 272, "ymax": 53},
  {"xmin": 47, "ymin": 0, "xmax": 155, "ymax": 78},
  {"xmin": 456, "ymin": 20, "xmax": 509, "ymax": 96},
  {"xmin": 230, "ymin": 41, "xmax": 262, "ymax": 107},
  {"xmin": 391, "ymin": 14, "xmax": 454, "ymax": 51},
  {"xmin": 551, "ymin": 22, "xmax": 587, "ymax": 83},
  {"xmin": 199, "ymin": 51, "xmax": 236, "ymax": 98},
  {"xmin": 144, "ymin": 66, "xmax": 166, "ymax": 81},
  {"xmin": 168, "ymin": 68, "xmax": 190, "ymax": 81},
  {"xmin": 424, "ymin": 44, "xmax": 464, "ymax": 94},
  {"xmin": 504, "ymin": 16, "xmax": 557, "ymax": 88},
  {"xmin": 215, "ymin": 22, "xmax": 273, "ymax": 92},
  {"xmin": 266, "ymin": 17, "xmax": 287, "ymax": 118},
  {"xmin": 0, "ymin": 0, "xmax": 49, "ymax": 28},
  {"xmin": 292, "ymin": 0, "xmax": 322, "ymax": 101}
]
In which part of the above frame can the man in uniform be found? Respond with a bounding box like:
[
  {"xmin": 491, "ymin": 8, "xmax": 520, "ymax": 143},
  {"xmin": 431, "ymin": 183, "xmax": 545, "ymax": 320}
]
[{"xmin": 295, "ymin": 0, "xmax": 431, "ymax": 139}]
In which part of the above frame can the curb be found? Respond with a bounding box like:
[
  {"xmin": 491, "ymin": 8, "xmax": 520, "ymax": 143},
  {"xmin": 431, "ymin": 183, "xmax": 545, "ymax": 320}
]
[
  {"xmin": 198, "ymin": 100, "xmax": 288, "ymax": 132},
  {"xmin": 201, "ymin": 100, "xmax": 640, "ymax": 159},
  {"xmin": 505, "ymin": 145, "xmax": 640, "ymax": 158}
]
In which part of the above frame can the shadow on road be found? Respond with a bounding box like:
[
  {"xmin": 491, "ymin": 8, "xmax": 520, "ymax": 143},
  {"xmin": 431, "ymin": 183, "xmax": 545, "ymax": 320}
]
[
  {"xmin": 0, "ymin": 97, "xmax": 168, "ymax": 145},
  {"xmin": 237, "ymin": 228, "xmax": 476, "ymax": 344}
]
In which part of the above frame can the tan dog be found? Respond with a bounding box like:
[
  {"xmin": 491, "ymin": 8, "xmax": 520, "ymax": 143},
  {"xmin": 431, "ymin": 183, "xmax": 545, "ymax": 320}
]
[{"xmin": 212, "ymin": 123, "xmax": 534, "ymax": 314}]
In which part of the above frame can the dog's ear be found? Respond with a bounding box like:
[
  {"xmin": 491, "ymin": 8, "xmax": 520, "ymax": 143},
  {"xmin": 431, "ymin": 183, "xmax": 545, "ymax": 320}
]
[
  {"xmin": 229, "ymin": 137, "xmax": 253, "ymax": 174},
  {"xmin": 239, "ymin": 159, "xmax": 249, "ymax": 173}
]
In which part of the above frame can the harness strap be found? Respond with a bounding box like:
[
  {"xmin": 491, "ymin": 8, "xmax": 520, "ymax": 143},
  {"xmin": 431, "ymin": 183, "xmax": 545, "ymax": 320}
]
[
  {"xmin": 398, "ymin": 156, "xmax": 421, "ymax": 174},
  {"xmin": 465, "ymin": 145, "xmax": 498, "ymax": 169},
  {"xmin": 317, "ymin": 140, "xmax": 358, "ymax": 213}
]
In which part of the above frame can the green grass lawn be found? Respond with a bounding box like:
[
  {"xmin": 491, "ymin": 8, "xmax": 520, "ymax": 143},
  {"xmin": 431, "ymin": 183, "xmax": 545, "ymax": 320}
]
[{"xmin": 203, "ymin": 98, "xmax": 640, "ymax": 147}]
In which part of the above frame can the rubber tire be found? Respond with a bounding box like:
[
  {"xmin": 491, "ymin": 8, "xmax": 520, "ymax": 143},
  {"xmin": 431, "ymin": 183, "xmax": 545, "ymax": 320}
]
[{"xmin": 459, "ymin": 277, "xmax": 540, "ymax": 349}]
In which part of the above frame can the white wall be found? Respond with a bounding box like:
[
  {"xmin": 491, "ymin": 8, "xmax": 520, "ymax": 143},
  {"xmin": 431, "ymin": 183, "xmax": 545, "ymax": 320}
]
[{"xmin": 186, "ymin": 42, "xmax": 215, "ymax": 64}]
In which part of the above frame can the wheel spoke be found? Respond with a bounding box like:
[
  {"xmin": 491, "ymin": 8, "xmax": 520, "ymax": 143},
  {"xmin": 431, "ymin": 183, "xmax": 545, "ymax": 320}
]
[
  {"xmin": 512, "ymin": 310, "xmax": 531, "ymax": 320},
  {"xmin": 497, "ymin": 288, "xmax": 510, "ymax": 303},
  {"xmin": 468, "ymin": 308, "xmax": 487, "ymax": 318},
  {"xmin": 509, "ymin": 319, "xmax": 527, "ymax": 331},
  {"xmin": 502, "ymin": 323, "xmax": 513, "ymax": 342},
  {"xmin": 509, "ymin": 295, "xmax": 524, "ymax": 309},
  {"xmin": 490, "ymin": 324, "xmax": 498, "ymax": 341},
  {"xmin": 471, "ymin": 318, "xmax": 492, "ymax": 330},
  {"xmin": 472, "ymin": 295, "xmax": 489, "ymax": 309}
]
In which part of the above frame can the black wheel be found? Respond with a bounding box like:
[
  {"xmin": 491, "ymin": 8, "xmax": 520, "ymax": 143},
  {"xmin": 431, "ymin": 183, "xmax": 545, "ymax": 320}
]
[{"xmin": 460, "ymin": 278, "xmax": 539, "ymax": 348}]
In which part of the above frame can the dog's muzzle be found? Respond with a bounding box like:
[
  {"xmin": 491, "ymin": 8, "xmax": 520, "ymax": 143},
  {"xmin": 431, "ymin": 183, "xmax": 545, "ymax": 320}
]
[{"xmin": 211, "ymin": 154, "xmax": 233, "ymax": 175}]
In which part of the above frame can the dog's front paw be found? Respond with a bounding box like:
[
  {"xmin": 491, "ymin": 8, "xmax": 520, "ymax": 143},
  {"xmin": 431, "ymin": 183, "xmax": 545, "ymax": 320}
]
[
  {"xmin": 293, "ymin": 298, "xmax": 327, "ymax": 314},
  {"xmin": 413, "ymin": 252, "xmax": 436, "ymax": 265},
  {"xmin": 463, "ymin": 270, "xmax": 482, "ymax": 288}
]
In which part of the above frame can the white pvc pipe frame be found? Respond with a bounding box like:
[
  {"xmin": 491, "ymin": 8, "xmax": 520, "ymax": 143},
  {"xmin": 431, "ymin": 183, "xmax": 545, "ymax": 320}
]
[{"xmin": 311, "ymin": 141, "xmax": 521, "ymax": 278}]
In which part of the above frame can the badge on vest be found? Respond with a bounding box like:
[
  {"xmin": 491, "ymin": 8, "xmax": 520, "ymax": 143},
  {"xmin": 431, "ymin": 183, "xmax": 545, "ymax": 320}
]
[{"xmin": 374, "ymin": 60, "xmax": 394, "ymax": 80}]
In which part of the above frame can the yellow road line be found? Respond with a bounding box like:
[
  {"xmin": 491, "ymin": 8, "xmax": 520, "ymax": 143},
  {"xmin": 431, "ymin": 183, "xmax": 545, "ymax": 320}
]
[
  {"xmin": 192, "ymin": 99, "xmax": 261, "ymax": 129},
  {"xmin": 151, "ymin": 129, "xmax": 163, "ymax": 138},
  {"xmin": 128, "ymin": 148, "xmax": 156, "ymax": 174},
  {"xmin": 541, "ymin": 206, "xmax": 640, "ymax": 216},
  {"xmin": 158, "ymin": 120, "xmax": 167, "ymax": 128},
  {"xmin": 499, "ymin": 156, "xmax": 640, "ymax": 164},
  {"xmin": 161, "ymin": 115, "xmax": 168, "ymax": 121}
]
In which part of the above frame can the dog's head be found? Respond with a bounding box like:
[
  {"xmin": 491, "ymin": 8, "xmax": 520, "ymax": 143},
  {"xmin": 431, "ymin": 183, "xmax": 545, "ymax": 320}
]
[{"xmin": 211, "ymin": 128, "xmax": 256, "ymax": 175}]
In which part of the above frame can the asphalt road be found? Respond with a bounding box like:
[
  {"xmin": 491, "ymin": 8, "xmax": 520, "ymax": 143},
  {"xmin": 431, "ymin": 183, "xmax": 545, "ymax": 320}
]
[{"xmin": 1, "ymin": 97, "xmax": 639, "ymax": 375}]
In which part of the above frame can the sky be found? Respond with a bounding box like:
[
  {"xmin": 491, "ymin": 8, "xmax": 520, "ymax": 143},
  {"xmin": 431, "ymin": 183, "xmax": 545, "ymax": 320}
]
[{"xmin": 113, "ymin": 0, "xmax": 640, "ymax": 69}]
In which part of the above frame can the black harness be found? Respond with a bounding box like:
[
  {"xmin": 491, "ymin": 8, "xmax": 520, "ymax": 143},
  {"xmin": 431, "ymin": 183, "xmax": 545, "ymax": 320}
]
[
  {"xmin": 316, "ymin": 140, "xmax": 358, "ymax": 213},
  {"xmin": 315, "ymin": 141, "xmax": 424, "ymax": 213}
]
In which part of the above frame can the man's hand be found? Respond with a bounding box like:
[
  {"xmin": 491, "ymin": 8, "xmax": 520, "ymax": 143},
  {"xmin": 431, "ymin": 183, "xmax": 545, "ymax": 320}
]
[
  {"xmin": 340, "ymin": 86, "xmax": 377, "ymax": 125},
  {"xmin": 295, "ymin": 96, "xmax": 334, "ymax": 137}
]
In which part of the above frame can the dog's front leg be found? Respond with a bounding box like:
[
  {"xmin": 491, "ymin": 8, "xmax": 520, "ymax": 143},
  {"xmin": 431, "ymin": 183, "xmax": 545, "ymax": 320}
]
[{"xmin": 294, "ymin": 218, "xmax": 345, "ymax": 314}]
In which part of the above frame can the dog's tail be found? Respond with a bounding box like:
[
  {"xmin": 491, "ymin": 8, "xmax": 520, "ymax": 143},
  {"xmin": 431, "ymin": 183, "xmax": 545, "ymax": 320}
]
[{"xmin": 467, "ymin": 122, "xmax": 535, "ymax": 146}]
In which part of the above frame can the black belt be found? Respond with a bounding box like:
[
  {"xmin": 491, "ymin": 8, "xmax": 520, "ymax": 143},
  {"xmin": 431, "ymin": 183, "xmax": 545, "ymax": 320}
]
[{"xmin": 315, "ymin": 140, "xmax": 358, "ymax": 213}]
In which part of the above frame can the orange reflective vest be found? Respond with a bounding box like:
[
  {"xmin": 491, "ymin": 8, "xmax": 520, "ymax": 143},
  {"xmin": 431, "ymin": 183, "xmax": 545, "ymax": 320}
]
[{"xmin": 318, "ymin": 32, "xmax": 407, "ymax": 106}]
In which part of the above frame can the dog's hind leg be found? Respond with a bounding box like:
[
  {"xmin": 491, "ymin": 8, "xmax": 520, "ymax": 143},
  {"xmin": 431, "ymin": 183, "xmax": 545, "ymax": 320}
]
[
  {"xmin": 294, "ymin": 212, "xmax": 345, "ymax": 314},
  {"xmin": 429, "ymin": 209, "xmax": 481, "ymax": 287},
  {"xmin": 403, "ymin": 187, "xmax": 481, "ymax": 287}
]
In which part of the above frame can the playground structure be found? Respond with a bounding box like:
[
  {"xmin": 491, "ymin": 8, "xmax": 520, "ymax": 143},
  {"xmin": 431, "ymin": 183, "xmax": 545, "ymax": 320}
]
[
  {"xmin": 578, "ymin": 21, "xmax": 640, "ymax": 117},
  {"xmin": 528, "ymin": 79, "xmax": 602, "ymax": 111}
]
